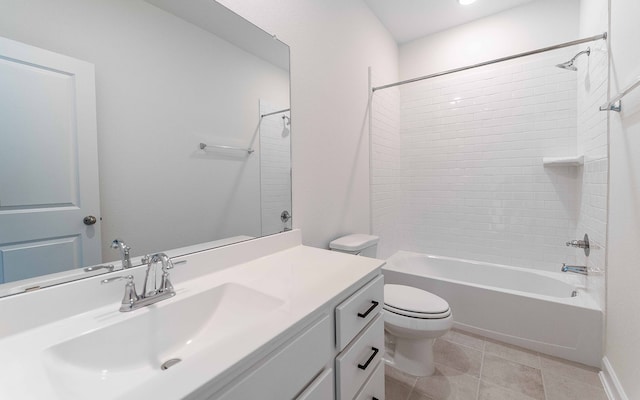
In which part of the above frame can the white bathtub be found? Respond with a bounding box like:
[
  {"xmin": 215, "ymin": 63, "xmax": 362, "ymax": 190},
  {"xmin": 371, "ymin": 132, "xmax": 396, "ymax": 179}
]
[{"xmin": 383, "ymin": 251, "xmax": 603, "ymax": 367}]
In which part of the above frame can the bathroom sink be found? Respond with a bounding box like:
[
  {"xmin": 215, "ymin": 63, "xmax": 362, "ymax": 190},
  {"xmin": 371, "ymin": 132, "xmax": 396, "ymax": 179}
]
[{"xmin": 42, "ymin": 283, "xmax": 284, "ymax": 399}]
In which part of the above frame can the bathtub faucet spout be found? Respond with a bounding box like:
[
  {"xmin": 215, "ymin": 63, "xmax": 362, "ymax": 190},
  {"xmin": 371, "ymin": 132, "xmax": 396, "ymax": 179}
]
[{"xmin": 561, "ymin": 264, "xmax": 588, "ymax": 275}]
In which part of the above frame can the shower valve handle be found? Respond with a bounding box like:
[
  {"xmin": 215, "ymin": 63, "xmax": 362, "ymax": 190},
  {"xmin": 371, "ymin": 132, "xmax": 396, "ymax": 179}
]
[
  {"xmin": 565, "ymin": 234, "xmax": 591, "ymax": 256},
  {"xmin": 566, "ymin": 240, "xmax": 588, "ymax": 249}
]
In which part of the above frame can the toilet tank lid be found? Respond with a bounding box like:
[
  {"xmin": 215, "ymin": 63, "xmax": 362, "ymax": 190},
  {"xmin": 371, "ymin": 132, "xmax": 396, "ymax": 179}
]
[{"xmin": 329, "ymin": 234, "xmax": 379, "ymax": 251}]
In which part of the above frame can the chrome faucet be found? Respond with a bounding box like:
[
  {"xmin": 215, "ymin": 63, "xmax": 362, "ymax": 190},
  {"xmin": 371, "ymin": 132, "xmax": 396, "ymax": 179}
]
[
  {"xmin": 140, "ymin": 253, "xmax": 174, "ymax": 297},
  {"xmin": 101, "ymin": 252, "xmax": 176, "ymax": 312},
  {"xmin": 111, "ymin": 239, "xmax": 132, "ymax": 269},
  {"xmin": 561, "ymin": 263, "xmax": 588, "ymax": 275}
]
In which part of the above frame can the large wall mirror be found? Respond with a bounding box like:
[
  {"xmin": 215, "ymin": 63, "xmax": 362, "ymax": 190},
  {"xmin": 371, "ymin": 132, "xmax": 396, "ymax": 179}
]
[{"xmin": 0, "ymin": 0, "xmax": 291, "ymax": 296}]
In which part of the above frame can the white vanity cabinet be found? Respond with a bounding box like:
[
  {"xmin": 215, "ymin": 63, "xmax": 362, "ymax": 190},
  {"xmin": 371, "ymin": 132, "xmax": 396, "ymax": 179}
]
[
  {"xmin": 213, "ymin": 315, "xmax": 332, "ymax": 400},
  {"xmin": 335, "ymin": 275, "xmax": 384, "ymax": 351},
  {"xmin": 200, "ymin": 274, "xmax": 385, "ymax": 400},
  {"xmin": 297, "ymin": 368, "xmax": 335, "ymax": 400},
  {"xmin": 354, "ymin": 361, "xmax": 385, "ymax": 400},
  {"xmin": 335, "ymin": 275, "xmax": 385, "ymax": 400}
]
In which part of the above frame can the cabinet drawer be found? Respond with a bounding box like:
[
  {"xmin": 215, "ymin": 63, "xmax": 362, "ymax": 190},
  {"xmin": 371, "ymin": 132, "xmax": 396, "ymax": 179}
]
[
  {"xmin": 296, "ymin": 368, "xmax": 334, "ymax": 400},
  {"xmin": 336, "ymin": 314, "xmax": 385, "ymax": 400},
  {"xmin": 215, "ymin": 315, "xmax": 331, "ymax": 400},
  {"xmin": 354, "ymin": 361, "xmax": 384, "ymax": 400},
  {"xmin": 335, "ymin": 275, "xmax": 383, "ymax": 350}
]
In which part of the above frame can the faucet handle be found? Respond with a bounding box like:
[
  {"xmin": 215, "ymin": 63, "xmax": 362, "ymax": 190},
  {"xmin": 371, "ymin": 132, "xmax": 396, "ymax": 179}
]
[
  {"xmin": 85, "ymin": 264, "xmax": 115, "ymax": 273},
  {"xmin": 159, "ymin": 272, "xmax": 174, "ymax": 293},
  {"xmin": 566, "ymin": 240, "xmax": 587, "ymax": 248},
  {"xmin": 565, "ymin": 234, "xmax": 591, "ymax": 256},
  {"xmin": 101, "ymin": 275, "xmax": 140, "ymax": 307},
  {"xmin": 101, "ymin": 275, "xmax": 135, "ymax": 285}
]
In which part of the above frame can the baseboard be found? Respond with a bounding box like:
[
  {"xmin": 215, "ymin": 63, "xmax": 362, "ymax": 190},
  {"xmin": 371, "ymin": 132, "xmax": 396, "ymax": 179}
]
[{"xmin": 600, "ymin": 356, "xmax": 630, "ymax": 400}]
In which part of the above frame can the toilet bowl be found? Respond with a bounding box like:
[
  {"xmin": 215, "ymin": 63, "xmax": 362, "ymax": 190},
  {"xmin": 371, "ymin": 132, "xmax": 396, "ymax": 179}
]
[
  {"xmin": 329, "ymin": 234, "xmax": 453, "ymax": 377},
  {"xmin": 383, "ymin": 284, "xmax": 453, "ymax": 376}
]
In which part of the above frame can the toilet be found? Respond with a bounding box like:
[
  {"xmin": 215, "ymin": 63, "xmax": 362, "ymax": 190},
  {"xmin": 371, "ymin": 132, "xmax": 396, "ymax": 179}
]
[{"xmin": 329, "ymin": 234, "xmax": 453, "ymax": 377}]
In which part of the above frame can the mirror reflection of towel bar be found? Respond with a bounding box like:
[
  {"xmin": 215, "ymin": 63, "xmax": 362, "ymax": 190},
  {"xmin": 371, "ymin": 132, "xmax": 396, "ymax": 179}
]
[
  {"xmin": 260, "ymin": 107, "xmax": 290, "ymax": 118},
  {"xmin": 199, "ymin": 143, "xmax": 254, "ymax": 154}
]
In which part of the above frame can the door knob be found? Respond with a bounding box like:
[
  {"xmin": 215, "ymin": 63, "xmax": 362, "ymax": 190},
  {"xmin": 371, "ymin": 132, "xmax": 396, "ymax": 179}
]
[{"xmin": 83, "ymin": 215, "xmax": 97, "ymax": 225}]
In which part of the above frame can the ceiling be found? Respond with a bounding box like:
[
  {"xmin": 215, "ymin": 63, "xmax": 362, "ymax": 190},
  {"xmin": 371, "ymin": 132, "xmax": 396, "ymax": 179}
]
[{"xmin": 364, "ymin": 0, "xmax": 538, "ymax": 44}]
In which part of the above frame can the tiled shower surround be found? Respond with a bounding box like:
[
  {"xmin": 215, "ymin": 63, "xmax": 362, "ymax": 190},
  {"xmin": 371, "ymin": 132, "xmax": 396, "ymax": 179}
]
[
  {"xmin": 260, "ymin": 102, "xmax": 292, "ymax": 235},
  {"xmin": 370, "ymin": 77, "xmax": 402, "ymax": 260},
  {"xmin": 372, "ymin": 48, "xmax": 607, "ymax": 274},
  {"xmin": 575, "ymin": 37, "xmax": 609, "ymax": 310}
]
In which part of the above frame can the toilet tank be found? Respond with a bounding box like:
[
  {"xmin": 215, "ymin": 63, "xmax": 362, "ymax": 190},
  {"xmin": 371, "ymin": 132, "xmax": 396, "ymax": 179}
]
[{"xmin": 329, "ymin": 234, "xmax": 379, "ymax": 258}]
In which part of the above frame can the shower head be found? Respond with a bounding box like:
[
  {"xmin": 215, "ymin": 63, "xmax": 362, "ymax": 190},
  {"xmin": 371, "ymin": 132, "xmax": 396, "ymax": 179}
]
[
  {"xmin": 556, "ymin": 60, "xmax": 578, "ymax": 71},
  {"xmin": 555, "ymin": 47, "xmax": 590, "ymax": 71}
]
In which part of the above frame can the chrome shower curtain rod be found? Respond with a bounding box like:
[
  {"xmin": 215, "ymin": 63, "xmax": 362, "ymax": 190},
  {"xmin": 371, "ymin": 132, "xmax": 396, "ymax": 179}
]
[{"xmin": 372, "ymin": 32, "xmax": 608, "ymax": 92}]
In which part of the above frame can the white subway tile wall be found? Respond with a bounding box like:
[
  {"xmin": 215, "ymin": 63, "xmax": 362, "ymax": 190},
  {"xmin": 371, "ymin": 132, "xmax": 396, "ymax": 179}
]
[
  {"xmin": 260, "ymin": 101, "xmax": 292, "ymax": 235},
  {"xmin": 371, "ymin": 50, "xmax": 602, "ymax": 272},
  {"xmin": 371, "ymin": 73, "xmax": 401, "ymax": 259},
  {"xmin": 575, "ymin": 38, "xmax": 609, "ymax": 311}
]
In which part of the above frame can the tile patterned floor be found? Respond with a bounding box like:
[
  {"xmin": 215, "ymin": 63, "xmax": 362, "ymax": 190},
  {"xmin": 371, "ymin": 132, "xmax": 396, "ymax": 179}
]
[{"xmin": 385, "ymin": 329, "xmax": 608, "ymax": 400}]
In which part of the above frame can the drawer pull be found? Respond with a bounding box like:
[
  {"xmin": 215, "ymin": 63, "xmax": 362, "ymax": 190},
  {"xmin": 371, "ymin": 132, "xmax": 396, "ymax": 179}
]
[
  {"xmin": 357, "ymin": 300, "xmax": 379, "ymax": 318},
  {"xmin": 357, "ymin": 347, "xmax": 379, "ymax": 370}
]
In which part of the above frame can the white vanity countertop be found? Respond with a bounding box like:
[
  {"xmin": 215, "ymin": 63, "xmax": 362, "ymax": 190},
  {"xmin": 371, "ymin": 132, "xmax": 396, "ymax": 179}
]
[{"xmin": 0, "ymin": 231, "xmax": 384, "ymax": 400}]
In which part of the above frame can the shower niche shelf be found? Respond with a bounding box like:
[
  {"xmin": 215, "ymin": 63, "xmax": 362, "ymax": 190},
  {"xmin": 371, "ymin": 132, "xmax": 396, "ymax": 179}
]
[{"xmin": 542, "ymin": 155, "xmax": 584, "ymax": 167}]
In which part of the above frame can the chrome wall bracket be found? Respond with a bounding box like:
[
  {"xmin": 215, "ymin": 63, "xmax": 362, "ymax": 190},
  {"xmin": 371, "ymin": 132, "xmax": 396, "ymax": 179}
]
[
  {"xmin": 600, "ymin": 75, "xmax": 640, "ymax": 112},
  {"xmin": 599, "ymin": 100, "xmax": 622, "ymax": 112}
]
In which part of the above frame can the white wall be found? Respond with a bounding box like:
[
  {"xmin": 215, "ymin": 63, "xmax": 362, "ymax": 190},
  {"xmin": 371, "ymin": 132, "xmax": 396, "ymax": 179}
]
[
  {"xmin": 399, "ymin": 0, "xmax": 580, "ymax": 80},
  {"xmin": 0, "ymin": 0, "xmax": 289, "ymax": 260},
  {"xmin": 605, "ymin": 0, "xmax": 640, "ymax": 397},
  {"xmin": 218, "ymin": 0, "xmax": 399, "ymax": 249}
]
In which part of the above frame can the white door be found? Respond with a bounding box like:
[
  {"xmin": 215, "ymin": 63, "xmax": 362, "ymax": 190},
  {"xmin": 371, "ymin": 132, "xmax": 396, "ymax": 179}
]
[{"xmin": 0, "ymin": 37, "xmax": 101, "ymax": 284}]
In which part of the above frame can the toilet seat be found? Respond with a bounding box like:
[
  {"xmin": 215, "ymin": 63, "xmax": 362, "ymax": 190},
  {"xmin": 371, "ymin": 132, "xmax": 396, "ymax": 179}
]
[
  {"xmin": 384, "ymin": 304, "xmax": 451, "ymax": 319},
  {"xmin": 384, "ymin": 306, "xmax": 453, "ymax": 334},
  {"xmin": 384, "ymin": 284, "xmax": 451, "ymax": 319}
]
